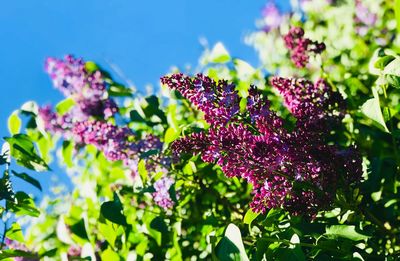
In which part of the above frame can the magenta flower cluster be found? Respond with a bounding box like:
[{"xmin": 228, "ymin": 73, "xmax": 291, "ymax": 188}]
[
  {"xmin": 283, "ymin": 27, "xmax": 326, "ymax": 68},
  {"xmin": 271, "ymin": 77, "xmax": 345, "ymax": 130},
  {"xmin": 38, "ymin": 55, "xmax": 175, "ymax": 210},
  {"xmin": 161, "ymin": 73, "xmax": 362, "ymax": 217}
]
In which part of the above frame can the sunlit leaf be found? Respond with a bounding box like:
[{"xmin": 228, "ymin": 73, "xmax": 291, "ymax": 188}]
[
  {"xmin": 215, "ymin": 223, "xmax": 249, "ymax": 261},
  {"xmin": 8, "ymin": 110, "xmax": 21, "ymax": 135},
  {"xmin": 4, "ymin": 134, "xmax": 50, "ymax": 171},
  {"xmin": 12, "ymin": 170, "xmax": 42, "ymax": 191},
  {"xmin": 209, "ymin": 42, "xmax": 231, "ymax": 63},
  {"xmin": 325, "ymin": 225, "xmax": 370, "ymax": 241}
]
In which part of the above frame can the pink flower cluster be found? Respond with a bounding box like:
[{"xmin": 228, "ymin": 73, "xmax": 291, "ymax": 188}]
[
  {"xmin": 161, "ymin": 73, "xmax": 362, "ymax": 217},
  {"xmin": 283, "ymin": 27, "xmax": 326, "ymax": 68}
]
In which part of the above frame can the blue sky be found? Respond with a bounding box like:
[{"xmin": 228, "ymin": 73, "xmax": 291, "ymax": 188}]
[{"xmin": 0, "ymin": 0, "xmax": 290, "ymax": 197}]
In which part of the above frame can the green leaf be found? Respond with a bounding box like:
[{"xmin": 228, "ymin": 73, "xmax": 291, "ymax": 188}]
[
  {"xmin": 150, "ymin": 216, "xmax": 168, "ymax": 234},
  {"xmin": 56, "ymin": 215, "xmax": 73, "ymax": 244},
  {"xmin": 385, "ymin": 74, "xmax": 400, "ymax": 89},
  {"xmin": 325, "ymin": 225, "xmax": 370, "ymax": 241},
  {"xmin": 383, "ymin": 57, "xmax": 400, "ymax": 77},
  {"xmin": 130, "ymin": 110, "xmax": 146, "ymax": 123},
  {"xmin": 164, "ymin": 127, "xmax": 179, "ymax": 144},
  {"xmin": 62, "ymin": 140, "xmax": 74, "ymax": 167},
  {"xmin": 6, "ymin": 222, "xmax": 24, "ymax": 242},
  {"xmin": 4, "ymin": 134, "xmax": 50, "ymax": 171},
  {"xmin": 98, "ymin": 222, "xmax": 117, "ymax": 247},
  {"xmin": 101, "ymin": 248, "xmax": 120, "ymax": 261},
  {"xmin": 20, "ymin": 101, "xmax": 39, "ymax": 115},
  {"xmin": 70, "ymin": 218, "xmax": 89, "ymax": 240},
  {"xmin": 7, "ymin": 191, "xmax": 40, "ymax": 217},
  {"xmin": 85, "ymin": 61, "xmax": 99, "ymax": 73},
  {"xmin": 140, "ymin": 149, "xmax": 159, "ymax": 159},
  {"xmin": 234, "ymin": 59, "xmax": 256, "ymax": 81},
  {"xmin": 11, "ymin": 170, "xmax": 42, "ymax": 191},
  {"xmin": 108, "ymin": 84, "xmax": 133, "ymax": 97},
  {"xmin": 374, "ymin": 55, "xmax": 395, "ymax": 70},
  {"xmin": 361, "ymin": 89, "xmax": 389, "ymax": 132},
  {"xmin": 215, "ymin": 223, "xmax": 249, "ymax": 261},
  {"xmin": 55, "ymin": 98, "xmax": 75, "ymax": 116},
  {"xmin": 395, "ymin": 0, "xmax": 400, "ymax": 33},
  {"xmin": 1, "ymin": 142, "xmax": 11, "ymax": 165},
  {"xmin": 143, "ymin": 95, "xmax": 167, "ymax": 124},
  {"xmin": 369, "ymin": 49, "xmax": 383, "ymax": 75},
  {"xmin": 0, "ymin": 170, "xmax": 14, "ymax": 201},
  {"xmin": 138, "ymin": 160, "xmax": 148, "ymax": 184},
  {"xmin": 8, "ymin": 110, "xmax": 21, "ymax": 135},
  {"xmin": 243, "ymin": 209, "xmax": 259, "ymax": 226},
  {"xmin": 0, "ymin": 250, "xmax": 38, "ymax": 260},
  {"xmin": 209, "ymin": 42, "xmax": 231, "ymax": 63},
  {"xmin": 100, "ymin": 193, "xmax": 127, "ymax": 226}
]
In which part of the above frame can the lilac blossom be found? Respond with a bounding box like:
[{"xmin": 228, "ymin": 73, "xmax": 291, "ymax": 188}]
[
  {"xmin": 67, "ymin": 245, "xmax": 82, "ymax": 258},
  {"xmin": 44, "ymin": 55, "xmax": 118, "ymax": 120},
  {"xmin": 261, "ymin": 1, "xmax": 284, "ymax": 32},
  {"xmin": 4, "ymin": 238, "xmax": 39, "ymax": 261},
  {"xmin": 354, "ymin": 0, "xmax": 377, "ymax": 36},
  {"xmin": 270, "ymin": 77, "xmax": 345, "ymax": 130},
  {"xmin": 283, "ymin": 27, "xmax": 326, "ymax": 68},
  {"xmin": 152, "ymin": 176, "xmax": 176, "ymax": 210},
  {"xmin": 38, "ymin": 105, "xmax": 73, "ymax": 134},
  {"xmin": 39, "ymin": 55, "xmax": 177, "ymax": 210},
  {"xmin": 162, "ymin": 73, "xmax": 362, "ymax": 217}
]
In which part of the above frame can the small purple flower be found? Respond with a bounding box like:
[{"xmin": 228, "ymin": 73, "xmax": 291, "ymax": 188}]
[
  {"xmin": 283, "ymin": 27, "xmax": 325, "ymax": 68},
  {"xmin": 67, "ymin": 245, "xmax": 82, "ymax": 257},
  {"xmin": 261, "ymin": 1, "xmax": 284, "ymax": 32},
  {"xmin": 152, "ymin": 176, "xmax": 176, "ymax": 210},
  {"xmin": 354, "ymin": 0, "xmax": 377, "ymax": 36}
]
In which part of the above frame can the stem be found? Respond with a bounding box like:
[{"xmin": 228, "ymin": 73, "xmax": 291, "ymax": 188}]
[
  {"xmin": 359, "ymin": 205, "xmax": 396, "ymax": 237},
  {"xmin": 252, "ymin": 237, "xmax": 343, "ymax": 254}
]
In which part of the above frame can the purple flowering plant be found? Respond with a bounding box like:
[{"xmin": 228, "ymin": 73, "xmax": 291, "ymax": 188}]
[{"xmin": 2, "ymin": 0, "xmax": 400, "ymax": 260}]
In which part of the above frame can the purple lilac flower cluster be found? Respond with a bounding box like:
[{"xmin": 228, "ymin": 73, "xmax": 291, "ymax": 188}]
[
  {"xmin": 271, "ymin": 77, "xmax": 345, "ymax": 131},
  {"xmin": 261, "ymin": 1, "xmax": 284, "ymax": 32},
  {"xmin": 45, "ymin": 55, "xmax": 118, "ymax": 120},
  {"xmin": 283, "ymin": 27, "xmax": 326, "ymax": 68},
  {"xmin": 354, "ymin": 0, "xmax": 377, "ymax": 36},
  {"xmin": 161, "ymin": 73, "xmax": 362, "ymax": 217},
  {"xmin": 152, "ymin": 176, "xmax": 176, "ymax": 210},
  {"xmin": 39, "ymin": 55, "xmax": 176, "ymax": 210},
  {"xmin": 38, "ymin": 105, "xmax": 73, "ymax": 134},
  {"xmin": 72, "ymin": 121, "xmax": 172, "ymax": 184},
  {"xmin": 5, "ymin": 238, "xmax": 39, "ymax": 261}
]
